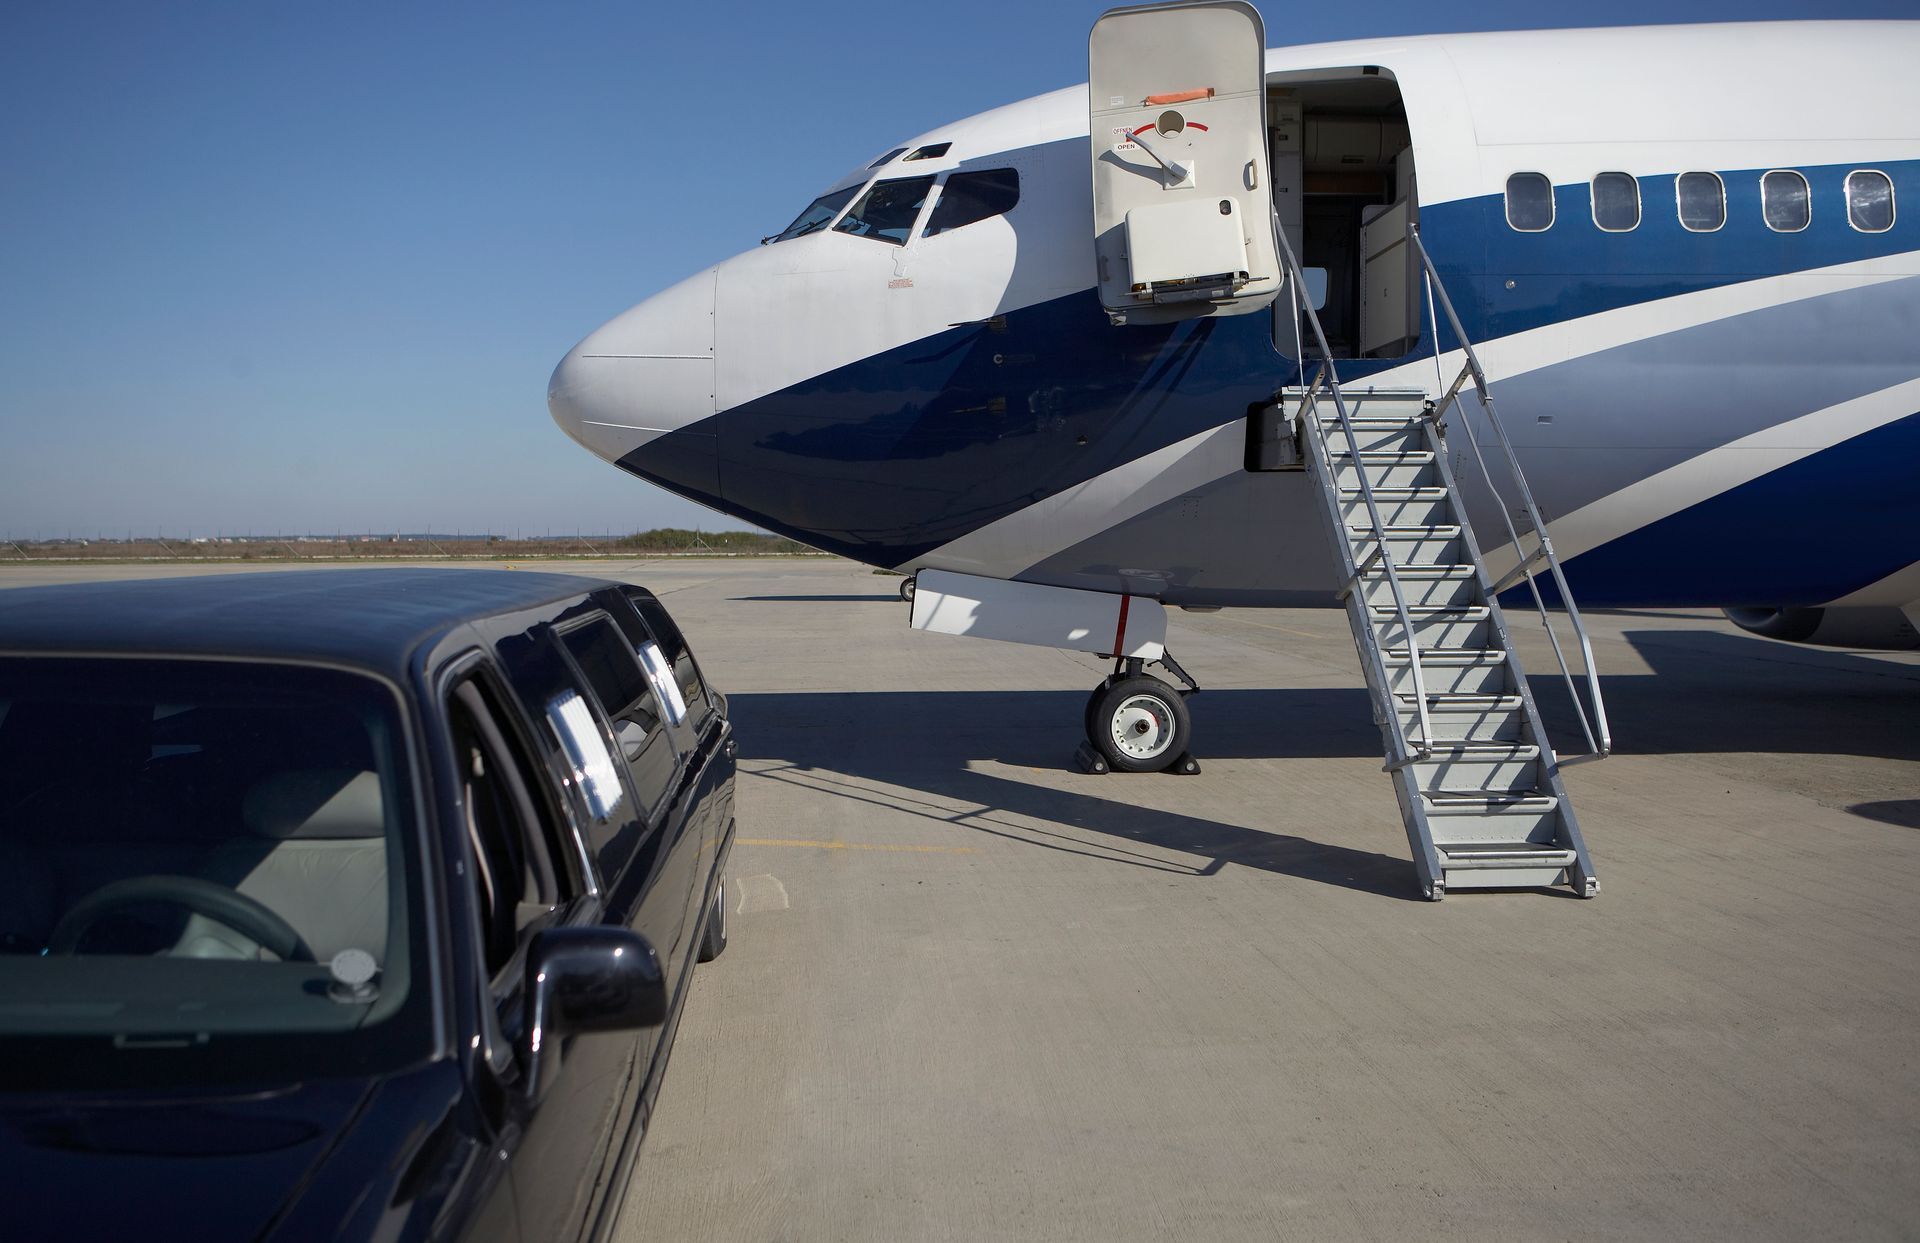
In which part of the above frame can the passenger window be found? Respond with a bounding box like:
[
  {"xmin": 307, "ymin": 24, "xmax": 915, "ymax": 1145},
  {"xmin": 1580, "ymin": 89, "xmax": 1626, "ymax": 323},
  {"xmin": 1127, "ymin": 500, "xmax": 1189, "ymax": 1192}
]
[
  {"xmin": 559, "ymin": 619, "xmax": 677, "ymax": 822},
  {"xmin": 1677, "ymin": 171, "xmax": 1725, "ymax": 232},
  {"xmin": 620, "ymin": 590, "xmax": 717, "ymax": 736},
  {"xmin": 924, "ymin": 169, "xmax": 1021, "ymax": 238},
  {"xmin": 546, "ymin": 690, "xmax": 624, "ymax": 822},
  {"xmin": 833, "ymin": 176, "xmax": 935, "ymax": 245},
  {"xmin": 770, "ymin": 185, "xmax": 858, "ymax": 244},
  {"xmin": 1846, "ymin": 170, "xmax": 1894, "ymax": 233},
  {"xmin": 1505, "ymin": 172, "xmax": 1553, "ymax": 232},
  {"xmin": 1762, "ymin": 170, "xmax": 1811, "ymax": 232},
  {"xmin": 449, "ymin": 678, "xmax": 572, "ymax": 982},
  {"xmin": 1592, "ymin": 172, "xmax": 1640, "ymax": 232}
]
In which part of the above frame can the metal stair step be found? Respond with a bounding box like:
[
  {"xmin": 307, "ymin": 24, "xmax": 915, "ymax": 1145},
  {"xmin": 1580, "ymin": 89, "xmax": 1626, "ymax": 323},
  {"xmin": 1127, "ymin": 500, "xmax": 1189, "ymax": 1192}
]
[
  {"xmin": 1424, "ymin": 789, "xmax": 1555, "ymax": 810},
  {"xmin": 1341, "ymin": 487, "xmax": 1454, "ymax": 527},
  {"xmin": 1420, "ymin": 793, "xmax": 1563, "ymax": 849},
  {"xmin": 1370, "ymin": 604, "xmax": 1490, "ymax": 623},
  {"xmin": 1348, "ymin": 526, "xmax": 1463, "ymax": 566},
  {"xmin": 1368, "ymin": 604, "xmax": 1489, "ymax": 649},
  {"xmin": 1382, "ymin": 644, "xmax": 1502, "ymax": 665},
  {"xmin": 1307, "ymin": 389, "xmax": 1429, "ymax": 417},
  {"xmin": 1382, "ymin": 642, "xmax": 1499, "ymax": 660},
  {"xmin": 1438, "ymin": 843, "xmax": 1576, "ymax": 865},
  {"xmin": 1396, "ymin": 692, "xmax": 1520, "ymax": 710},
  {"xmin": 1411, "ymin": 742, "xmax": 1542, "ymax": 793},
  {"xmin": 1331, "ymin": 455, "xmax": 1439, "ymax": 489},
  {"xmin": 1361, "ymin": 567, "xmax": 1478, "ymax": 608},
  {"xmin": 1341, "ymin": 485, "xmax": 1447, "ymax": 501},
  {"xmin": 1328, "ymin": 447, "xmax": 1433, "ymax": 462},
  {"xmin": 1436, "ymin": 843, "xmax": 1578, "ymax": 890},
  {"xmin": 1386, "ymin": 655, "xmax": 1510, "ymax": 695},
  {"xmin": 1318, "ymin": 420, "xmax": 1426, "ymax": 452},
  {"xmin": 1399, "ymin": 695, "xmax": 1524, "ymax": 742},
  {"xmin": 1359, "ymin": 563, "xmax": 1476, "ymax": 580}
]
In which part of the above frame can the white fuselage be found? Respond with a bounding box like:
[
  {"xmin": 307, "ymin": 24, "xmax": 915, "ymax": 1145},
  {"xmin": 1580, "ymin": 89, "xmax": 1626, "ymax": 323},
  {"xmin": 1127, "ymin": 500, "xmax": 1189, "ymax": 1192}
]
[{"xmin": 548, "ymin": 21, "xmax": 1920, "ymax": 629}]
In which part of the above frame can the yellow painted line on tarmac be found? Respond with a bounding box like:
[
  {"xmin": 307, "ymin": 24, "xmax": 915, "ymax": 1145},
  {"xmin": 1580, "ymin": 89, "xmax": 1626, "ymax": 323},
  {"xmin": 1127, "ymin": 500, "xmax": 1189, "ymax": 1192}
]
[{"xmin": 737, "ymin": 837, "xmax": 976, "ymax": 855}]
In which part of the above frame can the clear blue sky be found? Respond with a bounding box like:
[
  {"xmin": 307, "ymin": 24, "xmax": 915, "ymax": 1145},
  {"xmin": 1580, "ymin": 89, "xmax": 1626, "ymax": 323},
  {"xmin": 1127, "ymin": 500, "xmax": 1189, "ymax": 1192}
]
[{"xmin": 1, "ymin": 0, "xmax": 1906, "ymax": 538}]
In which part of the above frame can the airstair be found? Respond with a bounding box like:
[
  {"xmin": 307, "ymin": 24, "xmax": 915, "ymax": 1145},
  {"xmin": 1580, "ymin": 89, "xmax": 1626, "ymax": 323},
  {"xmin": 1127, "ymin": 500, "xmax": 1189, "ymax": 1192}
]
[{"xmin": 1275, "ymin": 223, "xmax": 1613, "ymax": 900}]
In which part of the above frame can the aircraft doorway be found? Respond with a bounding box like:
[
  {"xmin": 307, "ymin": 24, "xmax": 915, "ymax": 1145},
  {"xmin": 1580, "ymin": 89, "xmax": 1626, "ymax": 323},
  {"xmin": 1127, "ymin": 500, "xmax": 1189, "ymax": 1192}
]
[{"xmin": 1268, "ymin": 67, "xmax": 1419, "ymax": 361}]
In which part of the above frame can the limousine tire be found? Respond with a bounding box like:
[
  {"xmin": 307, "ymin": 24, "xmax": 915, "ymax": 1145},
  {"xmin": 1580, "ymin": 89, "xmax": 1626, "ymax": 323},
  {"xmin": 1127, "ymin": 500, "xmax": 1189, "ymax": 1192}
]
[{"xmin": 697, "ymin": 875, "xmax": 728, "ymax": 962}]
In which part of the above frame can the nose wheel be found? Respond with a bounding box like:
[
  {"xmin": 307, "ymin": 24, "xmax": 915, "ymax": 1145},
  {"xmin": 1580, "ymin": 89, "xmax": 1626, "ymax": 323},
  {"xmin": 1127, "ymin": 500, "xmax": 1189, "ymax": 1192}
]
[{"xmin": 1083, "ymin": 672, "xmax": 1195, "ymax": 774}]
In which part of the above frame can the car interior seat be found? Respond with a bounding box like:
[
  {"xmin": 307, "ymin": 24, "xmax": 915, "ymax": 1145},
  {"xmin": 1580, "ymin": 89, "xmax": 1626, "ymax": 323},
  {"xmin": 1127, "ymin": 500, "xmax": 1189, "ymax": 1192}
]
[{"xmin": 178, "ymin": 768, "xmax": 390, "ymax": 964}]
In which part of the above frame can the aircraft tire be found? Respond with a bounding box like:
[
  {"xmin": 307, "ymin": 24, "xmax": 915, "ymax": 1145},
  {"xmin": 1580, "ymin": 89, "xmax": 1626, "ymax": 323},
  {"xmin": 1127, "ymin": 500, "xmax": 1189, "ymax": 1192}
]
[
  {"xmin": 1089, "ymin": 675, "xmax": 1189, "ymax": 774},
  {"xmin": 900, "ymin": 576, "xmax": 916, "ymax": 604},
  {"xmin": 1083, "ymin": 682, "xmax": 1108, "ymax": 744}
]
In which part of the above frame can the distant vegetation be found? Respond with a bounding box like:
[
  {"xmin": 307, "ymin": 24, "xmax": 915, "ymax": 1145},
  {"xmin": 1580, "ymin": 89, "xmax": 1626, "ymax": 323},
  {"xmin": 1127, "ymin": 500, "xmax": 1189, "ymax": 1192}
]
[
  {"xmin": 610, "ymin": 528, "xmax": 811, "ymax": 554},
  {"xmin": 0, "ymin": 529, "xmax": 826, "ymax": 563}
]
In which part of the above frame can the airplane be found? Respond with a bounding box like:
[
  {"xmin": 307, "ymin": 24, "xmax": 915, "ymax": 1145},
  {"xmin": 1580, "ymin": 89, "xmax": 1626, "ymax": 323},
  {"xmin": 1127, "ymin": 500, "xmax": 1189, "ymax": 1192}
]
[{"xmin": 546, "ymin": 3, "xmax": 1920, "ymax": 896}]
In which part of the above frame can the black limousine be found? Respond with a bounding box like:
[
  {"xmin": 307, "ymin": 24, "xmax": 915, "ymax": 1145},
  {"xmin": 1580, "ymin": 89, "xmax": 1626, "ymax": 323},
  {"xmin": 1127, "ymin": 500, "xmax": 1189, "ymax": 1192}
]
[{"xmin": 0, "ymin": 568, "xmax": 736, "ymax": 1242}]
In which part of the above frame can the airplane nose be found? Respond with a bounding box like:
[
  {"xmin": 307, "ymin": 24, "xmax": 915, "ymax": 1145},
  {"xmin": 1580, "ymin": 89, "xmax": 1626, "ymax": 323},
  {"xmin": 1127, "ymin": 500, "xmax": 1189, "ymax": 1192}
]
[{"xmin": 547, "ymin": 269, "xmax": 718, "ymax": 473}]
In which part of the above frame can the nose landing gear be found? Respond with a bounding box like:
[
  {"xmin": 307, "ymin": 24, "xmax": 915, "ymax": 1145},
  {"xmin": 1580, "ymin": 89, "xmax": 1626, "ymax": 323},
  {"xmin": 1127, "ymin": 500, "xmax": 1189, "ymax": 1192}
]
[{"xmin": 1076, "ymin": 654, "xmax": 1201, "ymax": 776}]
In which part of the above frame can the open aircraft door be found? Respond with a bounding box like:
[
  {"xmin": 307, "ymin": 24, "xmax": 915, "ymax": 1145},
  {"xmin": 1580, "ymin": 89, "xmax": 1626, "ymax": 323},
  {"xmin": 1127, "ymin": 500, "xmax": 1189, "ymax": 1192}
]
[{"xmin": 1090, "ymin": 1, "xmax": 1278, "ymax": 326}]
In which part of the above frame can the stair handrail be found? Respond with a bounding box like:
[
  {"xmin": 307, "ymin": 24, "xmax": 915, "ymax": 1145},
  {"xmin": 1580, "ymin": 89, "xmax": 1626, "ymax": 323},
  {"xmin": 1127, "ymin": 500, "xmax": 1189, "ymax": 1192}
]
[
  {"xmin": 1405, "ymin": 223, "xmax": 1613, "ymax": 762},
  {"xmin": 1271, "ymin": 208, "xmax": 1436, "ymax": 766}
]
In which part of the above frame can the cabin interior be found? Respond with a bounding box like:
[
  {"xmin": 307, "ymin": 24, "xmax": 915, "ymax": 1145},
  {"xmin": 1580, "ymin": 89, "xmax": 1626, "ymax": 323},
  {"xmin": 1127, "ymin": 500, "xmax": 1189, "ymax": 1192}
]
[{"xmin": 1268, "ymin": 67, "xmax": 1420, "ymax": 361}]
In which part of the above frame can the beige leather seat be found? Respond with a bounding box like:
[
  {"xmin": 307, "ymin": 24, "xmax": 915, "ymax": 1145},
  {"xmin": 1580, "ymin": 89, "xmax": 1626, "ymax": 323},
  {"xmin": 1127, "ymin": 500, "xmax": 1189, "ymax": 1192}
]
[{"xmin": 177, "ymin": 768, "xmax": 390, "ymax": 964}]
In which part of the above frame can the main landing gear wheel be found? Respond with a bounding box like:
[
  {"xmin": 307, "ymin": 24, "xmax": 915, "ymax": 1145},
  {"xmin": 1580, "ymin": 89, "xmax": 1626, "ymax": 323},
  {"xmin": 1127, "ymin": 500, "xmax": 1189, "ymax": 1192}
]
[
  {"xmin": 900, "ymin": 575, "xmax": 917, "ymax": 604},
  {"xmin": 1088, "ymin": 675, "xmax": 1190, "ymax": 774}
]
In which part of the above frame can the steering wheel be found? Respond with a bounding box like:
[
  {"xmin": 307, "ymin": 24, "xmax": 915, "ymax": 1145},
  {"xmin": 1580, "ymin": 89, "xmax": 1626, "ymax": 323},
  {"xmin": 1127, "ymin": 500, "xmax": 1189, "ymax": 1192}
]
[{"xmin": 47, "ymin": 875, "xmax": 316, "ymax": 962}]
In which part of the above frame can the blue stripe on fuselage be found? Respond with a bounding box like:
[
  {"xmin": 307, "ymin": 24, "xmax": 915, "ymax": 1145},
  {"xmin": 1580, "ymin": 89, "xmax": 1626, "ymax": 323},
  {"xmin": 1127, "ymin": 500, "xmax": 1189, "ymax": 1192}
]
[
  {"xmin": 1536, "ymin": 412, "xmax": 1920, "ymax": 607},
  {"xmin": 624, "ymin": 290, "xmax": 1295, "ymax": 566}
]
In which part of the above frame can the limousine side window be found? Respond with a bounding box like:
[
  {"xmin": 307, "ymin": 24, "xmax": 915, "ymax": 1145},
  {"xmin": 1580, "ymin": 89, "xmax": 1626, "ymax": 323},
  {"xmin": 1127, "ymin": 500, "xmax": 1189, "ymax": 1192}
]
[
  {"xmin": 620, "ymin": 590, "xmax": 717, "ymax": 735},
  {"xmin": 448, "ymin": 676, "xmax": 576, "ymax": 982},
  {"xmin": 1505, "ymin": 172, "xmax": 1553, "ymax": 232},
  {"xmin": 558, "ymin": 618, "xmax": 678, "ymax": 823}
]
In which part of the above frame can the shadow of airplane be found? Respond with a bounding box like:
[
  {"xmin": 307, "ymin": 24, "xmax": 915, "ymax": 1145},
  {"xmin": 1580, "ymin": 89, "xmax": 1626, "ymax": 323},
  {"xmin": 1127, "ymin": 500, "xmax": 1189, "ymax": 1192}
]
[
  {"xmin": 1849, "ymin": 800, "xmax": 1920, "ymax": 829},
  {"xmin": 1522, "ymin": 626, "xmax": 1920, "ymax": 764},
  {"xmin": 726, "ymin": 687, "xmax": 1417, "ymax": 898},
  {"xmin": 725, "ymin": 623, "xmax": 1918, "ymax": 892}
]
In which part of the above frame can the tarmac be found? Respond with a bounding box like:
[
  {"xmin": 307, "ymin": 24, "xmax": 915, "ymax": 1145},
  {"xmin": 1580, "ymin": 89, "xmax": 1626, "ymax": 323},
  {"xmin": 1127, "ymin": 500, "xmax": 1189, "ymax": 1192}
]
[{"xmin": 5, "ymin": 557, "xmax": 1918, "ymax": 1240}]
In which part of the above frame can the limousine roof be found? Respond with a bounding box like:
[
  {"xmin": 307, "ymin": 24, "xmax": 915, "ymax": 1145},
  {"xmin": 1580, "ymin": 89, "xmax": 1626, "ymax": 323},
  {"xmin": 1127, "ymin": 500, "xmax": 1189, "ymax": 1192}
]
[{"xmin": 0, "ymin": 568, "xmax": 634, "ymax": 679}]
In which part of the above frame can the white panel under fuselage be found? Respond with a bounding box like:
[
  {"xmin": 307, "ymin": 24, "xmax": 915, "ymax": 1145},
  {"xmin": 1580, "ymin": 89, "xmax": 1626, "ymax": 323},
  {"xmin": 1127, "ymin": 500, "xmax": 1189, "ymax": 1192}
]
[{"xmin": 910, "ymin": 569, "xmax": 1168, "ymax": 660}]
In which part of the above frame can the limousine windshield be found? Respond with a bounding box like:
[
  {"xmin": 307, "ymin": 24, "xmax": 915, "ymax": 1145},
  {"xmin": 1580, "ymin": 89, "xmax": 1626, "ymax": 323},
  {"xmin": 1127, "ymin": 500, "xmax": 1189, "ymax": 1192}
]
[{"xmin": 0, "ymin": 657, "xmax": 429, "ymax": 1089}]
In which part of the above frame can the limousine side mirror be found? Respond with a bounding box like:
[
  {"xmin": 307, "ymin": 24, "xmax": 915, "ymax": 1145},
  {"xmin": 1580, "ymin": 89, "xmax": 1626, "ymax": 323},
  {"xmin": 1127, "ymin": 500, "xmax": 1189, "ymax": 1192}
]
[{"xmin": 522, "ymin": 925, "xmax": 667, "ymax": 1101}]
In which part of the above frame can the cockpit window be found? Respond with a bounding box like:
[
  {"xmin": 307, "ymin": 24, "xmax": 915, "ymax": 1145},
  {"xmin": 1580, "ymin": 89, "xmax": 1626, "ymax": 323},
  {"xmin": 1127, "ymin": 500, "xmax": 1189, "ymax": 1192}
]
[
  {"xmin": 924, "ymin": 169, "xmax": 1021, "ymax": 238},
  {"xmin": 770, "ymin": 185, "xmax": 859, "ymax": 243},
  {"xmin": 833, "ymin": 176, "xmax": 936, "ymax": 245},
  {"xmin": 903, "ymin": 143, "xmax": 951, "ymax": 162},
  {"xmin": 868, "ymin": 146, "xmax": 909, "ymax": 169}
]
